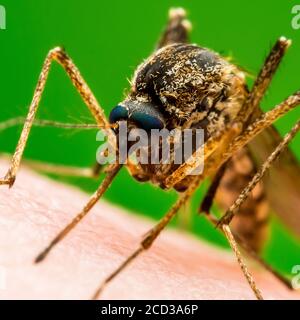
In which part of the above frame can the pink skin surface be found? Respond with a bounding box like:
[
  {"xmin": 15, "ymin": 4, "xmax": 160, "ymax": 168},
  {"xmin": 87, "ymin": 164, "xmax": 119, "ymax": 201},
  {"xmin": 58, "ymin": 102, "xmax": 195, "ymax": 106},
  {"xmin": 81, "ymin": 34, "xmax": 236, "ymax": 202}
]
[{"xmin": 0, "ymin": 159, "xmax": 299, "ymax": 300}]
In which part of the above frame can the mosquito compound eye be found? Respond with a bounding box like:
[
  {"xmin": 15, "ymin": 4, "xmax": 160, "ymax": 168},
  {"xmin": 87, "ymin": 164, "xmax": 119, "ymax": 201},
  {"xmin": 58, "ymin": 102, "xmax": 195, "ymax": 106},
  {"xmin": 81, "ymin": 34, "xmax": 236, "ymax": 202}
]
[
  {"xmin": 111, "ymin": 100, "xmax": 166, "ymax": 130},
  {"xmin": 130, "ymin": 111, "xmax": 165, "ymax": 130},
  {"xmin": 109, "ymin": 105, "xmax": 129, "ymax": 123}
]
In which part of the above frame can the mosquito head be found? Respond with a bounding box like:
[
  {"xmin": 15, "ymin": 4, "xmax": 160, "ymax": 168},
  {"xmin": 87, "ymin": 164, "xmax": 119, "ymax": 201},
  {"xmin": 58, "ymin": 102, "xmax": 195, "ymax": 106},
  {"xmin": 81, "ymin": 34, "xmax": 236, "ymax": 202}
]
[{"xmin": 109, "ymin": 100, "xmax": 165, "ymax": 131}]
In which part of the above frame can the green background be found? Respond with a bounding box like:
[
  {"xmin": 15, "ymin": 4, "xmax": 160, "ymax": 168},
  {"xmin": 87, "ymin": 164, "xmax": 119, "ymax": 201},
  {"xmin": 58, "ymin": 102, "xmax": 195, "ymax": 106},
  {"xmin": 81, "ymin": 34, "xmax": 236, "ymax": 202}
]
[{"xmin": 0, "ymin": 0, "xmax": 300, "ymax": 276}]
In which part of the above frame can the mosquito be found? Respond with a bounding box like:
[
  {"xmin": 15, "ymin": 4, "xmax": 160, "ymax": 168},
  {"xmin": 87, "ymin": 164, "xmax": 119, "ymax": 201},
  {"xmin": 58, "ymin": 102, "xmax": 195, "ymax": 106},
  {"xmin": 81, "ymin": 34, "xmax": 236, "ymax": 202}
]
[{"xmin": 0, "ymin": 8, "xmax": 299, "ymax": 300}]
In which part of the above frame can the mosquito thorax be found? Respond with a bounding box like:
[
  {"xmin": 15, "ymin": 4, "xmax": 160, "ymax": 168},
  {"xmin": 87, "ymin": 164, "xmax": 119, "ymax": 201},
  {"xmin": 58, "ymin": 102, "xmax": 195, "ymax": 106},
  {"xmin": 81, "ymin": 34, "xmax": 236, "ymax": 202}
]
[{"xmin": 122, "ymin": 43, "xmax": 248, "ymax": 139}]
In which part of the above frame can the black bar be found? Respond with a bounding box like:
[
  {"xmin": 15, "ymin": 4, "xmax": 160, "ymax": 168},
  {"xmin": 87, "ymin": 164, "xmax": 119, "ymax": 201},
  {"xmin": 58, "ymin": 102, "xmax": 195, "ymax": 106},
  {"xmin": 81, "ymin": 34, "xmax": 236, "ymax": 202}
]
[{"xmin": 0, "ymin": 300, "xmax": 298, "ymax": 319}]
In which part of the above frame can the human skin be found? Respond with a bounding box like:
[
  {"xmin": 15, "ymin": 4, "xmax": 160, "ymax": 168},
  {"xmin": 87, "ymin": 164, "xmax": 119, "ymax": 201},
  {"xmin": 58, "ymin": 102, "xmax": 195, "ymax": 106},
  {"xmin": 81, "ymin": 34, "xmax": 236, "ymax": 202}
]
[{"xmin": 0, "ymin": 159, "xmax": 299, "ymax": 300}]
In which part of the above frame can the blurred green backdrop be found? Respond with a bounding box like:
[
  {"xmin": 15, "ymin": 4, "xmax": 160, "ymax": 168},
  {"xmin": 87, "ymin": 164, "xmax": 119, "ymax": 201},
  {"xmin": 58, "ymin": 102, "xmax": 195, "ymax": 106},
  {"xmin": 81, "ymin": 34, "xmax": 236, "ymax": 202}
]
[{"xmin": 0, "ymin": 0, "xmax": 299, "ymax": 276}]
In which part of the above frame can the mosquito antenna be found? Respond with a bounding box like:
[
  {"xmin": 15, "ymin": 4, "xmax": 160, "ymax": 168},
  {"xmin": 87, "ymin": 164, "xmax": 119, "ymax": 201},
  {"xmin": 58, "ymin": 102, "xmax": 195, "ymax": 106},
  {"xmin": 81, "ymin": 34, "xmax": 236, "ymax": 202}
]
[
  {"xmin": 34, "ymin": 162, "xmax": 122, "ymax": 263},
  {"xmin": 33, "ymin": 119, "xmax": 101, "ymax": 129},
  {"xmin": 0, "ymin": 117, "xmax": 104, "ymax": 131},
  {"xmin": 0, "ymin": 117, "xmax": 23, "ymax": 130}
]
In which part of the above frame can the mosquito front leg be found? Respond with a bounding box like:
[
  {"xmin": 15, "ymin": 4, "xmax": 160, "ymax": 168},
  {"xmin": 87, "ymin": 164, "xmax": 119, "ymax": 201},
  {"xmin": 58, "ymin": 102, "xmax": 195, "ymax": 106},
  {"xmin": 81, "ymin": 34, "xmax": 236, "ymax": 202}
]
[
  {"xmin": 0, "ymin": 47, "xmax": 115, "ymax": 187},
  {"xmin": 91, "ymin": 175, "xmax": 201, "ymax": 300},
  {"xmin": 34, "ymin": 162, "xmax": 122, "ymax": 263},
  {"xmin": 217, "ymin": 120, "xmax": 300, "ymax": 227}
]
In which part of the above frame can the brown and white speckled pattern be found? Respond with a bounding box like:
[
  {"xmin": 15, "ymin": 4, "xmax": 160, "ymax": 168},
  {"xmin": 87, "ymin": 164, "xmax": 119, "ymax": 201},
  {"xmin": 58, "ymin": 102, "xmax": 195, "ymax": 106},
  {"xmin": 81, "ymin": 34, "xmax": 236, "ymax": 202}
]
[{"xmin": 129, "ymin": 43, "xmax": 247, "ymax": 134}]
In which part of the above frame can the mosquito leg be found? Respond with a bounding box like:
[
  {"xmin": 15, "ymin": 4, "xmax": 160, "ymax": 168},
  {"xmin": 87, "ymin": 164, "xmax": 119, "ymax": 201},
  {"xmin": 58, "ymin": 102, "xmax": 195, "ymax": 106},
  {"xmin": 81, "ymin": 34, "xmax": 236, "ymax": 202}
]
[
  {"xmin": 0, "ymin": 117, "xmax": 102, "ymax": 131},
  {"xmin": 198, "ymin": 161, "xmax": 228, "ymax": 214},
  {"xmin": 222, "ymin": 224, "xmax": 263, "ymax": 300},
  {"xmin": 238, "ymin": 37, "xmax": 291, "ymax": 123},
  {"xmin": 198, "ymin": 121, "xmax": 300, "ymax": 291},
  {"xmin": 34, "ymin": 162, "xmax": 121, "ymax": 263},
  {"xmin": 20, "ymin": 158, "xmax": 103, "ymax": 178},
  {"xmin": 196, "ymin": 152, "xmax": 287, "ymax": 288},
  {"xmin": 164, "ymin": 90, "xmax": 300, "ymax": 190},
  {"xmin": 0, "ymin": 47, "xmax": 115, "ymax": 187},
  {"xmin": 201, "ymin": 210, "xmax": 264, "ymax": 299},
  {"xmin": 164, "ymin": 122, "xmax": 242, "ymax": 189},
  {"xmin": 202, "ymin": 211, "xmax": 293, "ymax": 290},
  {"xmin": 230, "ymin": 92, "xmax": 300, "ymax": 156},
  {"xmin": 196, "ymin": 155, "xmax": 289, "ymax": 288},
  {"xmin": 217, "ymin": 120, "xmax": 300, "ymax": 227},
  {"xmin": 157, "ymin": 7, "xmax": 191, "ymax": 49},
  {"xmin": 196, "ymin": 126, "xmax": 299, "ymax": 290},
  {"xmin": 0, "ymin": 152, "xmax": 104, "ymax": 179},
  {"xmin": 197, "ymin": 91, "xmax": 300, "ymax": 187},
  {"xmin": 91, "ymin": 176, "xmax": 201, "ymax": 300},
  {"xmin": 232, "ymin": 230, "xmax": 293, "ymax": 290},
  {"xmin": 165, "ymin": 41, "xmax": 300, "ymax": 188}
]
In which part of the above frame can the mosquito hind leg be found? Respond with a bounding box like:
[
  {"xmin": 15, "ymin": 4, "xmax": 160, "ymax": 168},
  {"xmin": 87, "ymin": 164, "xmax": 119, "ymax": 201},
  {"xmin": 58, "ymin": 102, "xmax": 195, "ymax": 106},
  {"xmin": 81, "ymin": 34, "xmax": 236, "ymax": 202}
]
[
  {"xmin": 232, "ymin": 229, "xmax": 294, "ymax": 290},
  {"xmin": 0, "ymin": 47, "xmax": 115, "ymax": 187},
  {"xmin": 198, "ymin": 137, "xmax": 297, "ymax": 290},
  {"xmin": 200, "ymin": 204, "xmax": 293, "ymax": 290}
]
